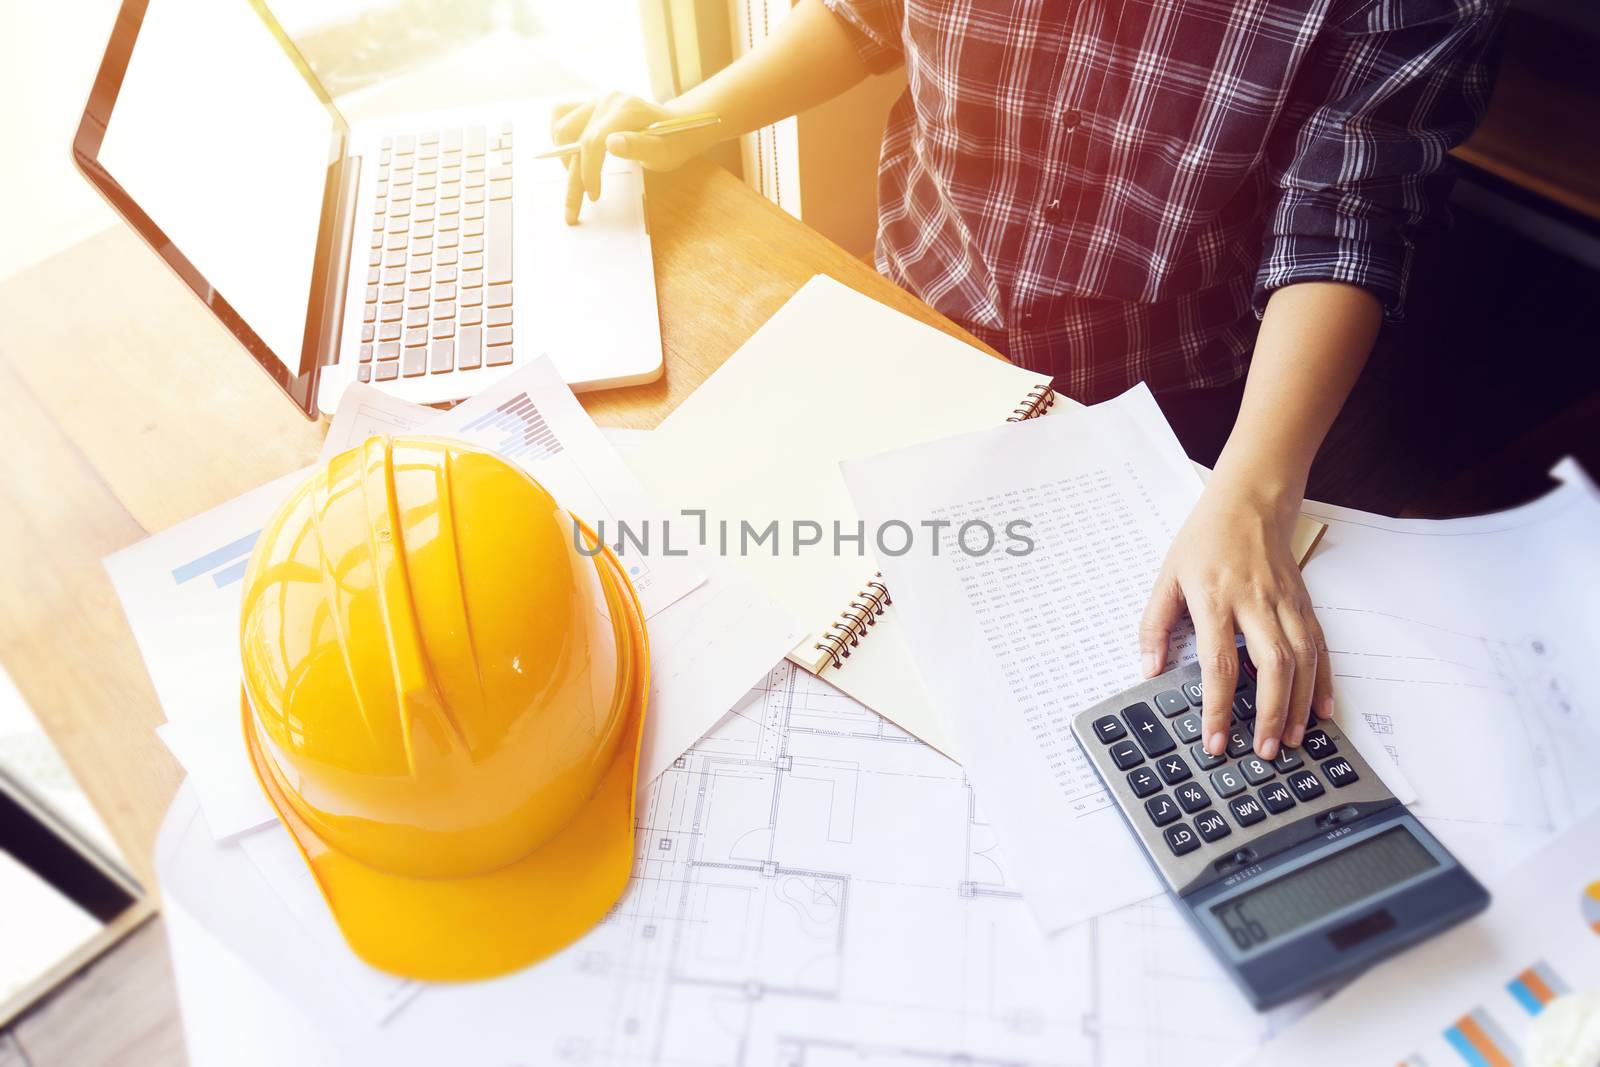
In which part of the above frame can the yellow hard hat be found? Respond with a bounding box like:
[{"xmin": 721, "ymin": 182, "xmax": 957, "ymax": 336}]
[{"xmin": 238, "ymin": 436, "xmax": 648, "ymax": 982}]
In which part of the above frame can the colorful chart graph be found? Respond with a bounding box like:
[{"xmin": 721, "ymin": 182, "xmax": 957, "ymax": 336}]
[
  {"xmin": 1443, "ymin": 1006, "xmax": 1520, "ymax": 1067},
  {"xmin": 457, "ymin": 391, "xmax": 564, "ymax": 463},
  {"xmin": 1584, "ymin": 880, "xmax": 1600, "ymax": 936},
  {"xmin": 1506, "ymin": 961, "xmax": 1569, "ymax": 1016},
  {"xmin": 1440, "ymin": 960, "xmax": 1575, "ymax": 1066},
  {"xmin": 170, "ymin": 529, "xmax": 260, "ymax": 588}
]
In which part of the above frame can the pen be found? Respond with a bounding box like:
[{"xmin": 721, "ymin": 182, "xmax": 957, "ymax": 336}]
[{"xmin": 535, "ymin": 112, "xmax": 723, "ymax": 161}]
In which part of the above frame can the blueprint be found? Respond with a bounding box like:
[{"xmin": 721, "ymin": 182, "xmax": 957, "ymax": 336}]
[
  {"xmin": 522, "ymin": 660, "xmax": 1296, "ymax": 1067},
  {"xmin": 198, "ymin": 659, "xmax": 1302, "ymax": 1065},
  {"xmin": 1299, "ymin": 460, "xmax": 1600, "ymax": 879}
]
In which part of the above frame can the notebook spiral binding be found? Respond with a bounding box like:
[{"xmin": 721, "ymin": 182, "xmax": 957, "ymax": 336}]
[
  {"xmin": 1006, "ymin": 384, "xmax": 1056, "ymax": 422},
  {"xmin": 811, "ymin": 384, "xmax": 1054, "ymax": 672},
  {"xmin": 814, "ymin": 577, "xmax": 892, "ymax": 669}
]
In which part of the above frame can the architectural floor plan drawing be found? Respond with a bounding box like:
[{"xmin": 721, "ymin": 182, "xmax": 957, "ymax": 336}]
[
  {"xmin": 1323, "ymin": 605, "xmax": 1580, "ymax": 873},
  {"xmin": 405, "ymin": 660, "xmax": 1287, "ymax": 1067},
  {"xmin": 208, "ymin": 657, "xmax": 1309, "ymax": 1065},
  {"xmin": 1298, "ymin": 472, "xmax": 1600, "ymax": 882}
]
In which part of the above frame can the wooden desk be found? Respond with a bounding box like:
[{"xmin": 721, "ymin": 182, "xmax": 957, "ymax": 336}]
[{"xmin": 0, "ymin": 158, "xmax": 992, "ymax": 890}]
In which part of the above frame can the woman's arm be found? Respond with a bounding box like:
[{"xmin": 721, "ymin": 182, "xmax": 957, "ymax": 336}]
[
  {"xmin": 553, "ymin": 0, "xmax": 875, "ymax": 222},
  {"xmin": 1139, "ymin": 0, "xmax": 1501, "ymax": 761},
  {"xmin": 1139, "ymin": 281, "xmax": 1381, "ymax": 761}
]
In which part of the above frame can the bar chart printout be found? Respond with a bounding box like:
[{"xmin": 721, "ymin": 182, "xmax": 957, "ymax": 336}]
[{"xmin": 1442, "ymin": 1003, "xmax": 1520, "ymax": 1066}]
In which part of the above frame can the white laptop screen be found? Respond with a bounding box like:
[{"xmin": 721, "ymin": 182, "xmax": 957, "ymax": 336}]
[{"xmin": 98, "ymin": 0, "xmax": 336, "ymax": 372}]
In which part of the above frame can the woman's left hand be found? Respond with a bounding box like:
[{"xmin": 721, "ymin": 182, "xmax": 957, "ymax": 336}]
[{"xmin": 1138, "ymin": 480, "xmax": 1333, "ymax": 761}]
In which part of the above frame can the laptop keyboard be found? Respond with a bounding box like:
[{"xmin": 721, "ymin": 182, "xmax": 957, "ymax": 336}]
[{"xmin": 356, "ymin": 124, "xmax": 514, "ymax": 383}]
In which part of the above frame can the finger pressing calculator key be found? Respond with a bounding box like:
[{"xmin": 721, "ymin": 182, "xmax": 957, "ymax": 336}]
[{"xmin": 1071, "ymin": 648, "xmax": 1489, "ymax": 1010}]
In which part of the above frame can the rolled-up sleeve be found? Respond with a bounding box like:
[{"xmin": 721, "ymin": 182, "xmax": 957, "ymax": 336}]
[
  {"xmin": 821, "ymin": 0, "xmax": 906, "ymax": 74},
  {"xmin": 1254, "ymin": 0, "xmax": 1504, "ymax": 321}
]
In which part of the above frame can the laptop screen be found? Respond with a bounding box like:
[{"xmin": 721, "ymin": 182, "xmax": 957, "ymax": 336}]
[{"xmin": 96, "ymin": 0, "xmax": 338, "ymax": 375}]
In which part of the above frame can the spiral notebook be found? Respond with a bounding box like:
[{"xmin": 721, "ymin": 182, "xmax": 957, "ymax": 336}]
[
  {"xmin": 635, "ymin": 276, "xmax": 1325, "ymax": 754},
  {"xmin": 633, "ymin": 275, "xmax": 1061, "ymax": 754}
]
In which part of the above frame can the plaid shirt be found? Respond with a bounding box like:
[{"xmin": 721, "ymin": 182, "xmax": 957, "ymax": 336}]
[{"xmin": 822, "ymin": 0, "xmax": 1502, "ymax": 400}]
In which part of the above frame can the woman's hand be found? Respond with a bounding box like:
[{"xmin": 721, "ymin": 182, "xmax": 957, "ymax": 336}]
[
  {"xmin": 1138, "ymin": 480, "xmax": 1333, "ymax": 762},
  {"xmin": 549, "ymin": 95, "xmax": 716, "ymax": 225},
  {"xmin": 548, "ymin": 1, "xmax": 879, "ymax": 223}
]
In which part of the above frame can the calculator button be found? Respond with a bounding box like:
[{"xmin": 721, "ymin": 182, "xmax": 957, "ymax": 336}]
[
  {"xmin": 1153, "ymin": 690, "xmax": 1188, "ymax": 717},
  {"xmin": 1232, "ymin": 693, "xmax": 1256, "ymax": 721},
  {"xmin": 1108, "ymin": 740, "xmax": 1144, "ymax": 770},
  {"xmin": 1145, "ymin": 795, "xmax": 1181, "ymax": 826},
  {"xmin": 1239, "ymin": 756, "xmax": 1276, "ymax": 785},
  {"xmin": 1171, "ymin": 712, "xmax": 1203, "ymax": 745},
  {"xmin": 1302, "ymin": 729, "xmax": 1337, "ymax": 760},
  {"xmin": 1225, "ymin": 727, "xmax": 1252, "ymax": 759},
  {"xmin": 1322, "ymin": 757, "xmax": 1359, "ymax": 787},
  {"xmin": 1091, "ymin": 715, "xmax": 1126, "ymax": 743},
  {"xmin": 1271, "ymin": 746, "xmax": 1304, "ymax": 772},
  {"xmin": 1182, "ymin": 680, "xmax": 1204, "ymax": 706},
  {"xmin": 1156, "ymin": 754, "xmax": 1191, "ymax": 784},
  {"xmin": 1209, "ymin": 767, "xmax": 1246, "ymax": 797},
  {"xmin": 1194, "ymin": 810, "xmax": 1231, "ymax": 842},
  {"xmin": 1175, "ymin": 782, "xmax": 1211, "ymax": 813},
  {"xmin": 1190, "ymin": 743, "xmax": 1225, "ymax": 770},
  {"xmin": 1258, "ymin": 782, "xmax": 1297, "ymax": 814},
  {"xmin": 1229, "ymin": 794, "xmax": 1267, "ymax": 826},
  {"xmin": 1121, "ymin": 703, "xmax": 1176, "ymax": 757},
  {"xmin": 1164, "ymin": 823, "xmax": 1201, "ymax": 856},
  {"xmin": 1287, "ymin": 770, "xmax": 1326, "ymax": 801},
  {"xmin": 1126, "ymin": 767, "xmax": 1161, "ymax": 797}
]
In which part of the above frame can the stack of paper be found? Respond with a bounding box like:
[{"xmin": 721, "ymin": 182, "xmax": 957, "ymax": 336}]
[
  {"xmin": 841, "ymin": 385, "xmax": 1417, "ymax": 930},
  {"xmin": 843, "ymin": 392, "xmax": 1600, "ymax": 929}
]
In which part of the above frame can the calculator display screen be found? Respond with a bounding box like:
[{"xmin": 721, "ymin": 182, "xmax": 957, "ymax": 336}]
[{"xmin": 1210, "ymin": 828, "xmax": 1437, "ymax": 952}]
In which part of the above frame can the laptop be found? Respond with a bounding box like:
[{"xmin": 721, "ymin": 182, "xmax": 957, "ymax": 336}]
[{"xmin": 74, "ymin": 0, "xmax": 665, "ymax": 419}]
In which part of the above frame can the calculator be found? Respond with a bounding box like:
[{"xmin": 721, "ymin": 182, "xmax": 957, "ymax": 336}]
[{"xmin": 1071, "ymin": 652, "xmax": 1489, "ymax": 1009}]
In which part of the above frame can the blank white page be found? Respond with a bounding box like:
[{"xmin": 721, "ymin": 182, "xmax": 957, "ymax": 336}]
[{"xmin": 633, "ymin": 275, "xmax": 1052, "ymax": 649}]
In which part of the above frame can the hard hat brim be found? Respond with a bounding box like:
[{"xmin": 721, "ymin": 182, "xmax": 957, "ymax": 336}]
[{"xmin": 242, "ymin": 537, "xmax": 650, "ymax": 983}]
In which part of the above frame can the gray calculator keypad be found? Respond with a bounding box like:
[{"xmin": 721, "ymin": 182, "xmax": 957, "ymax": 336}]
[{"xmin": 1072, "ymin": 653, "xmax": 1396, "ymax": 894}]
